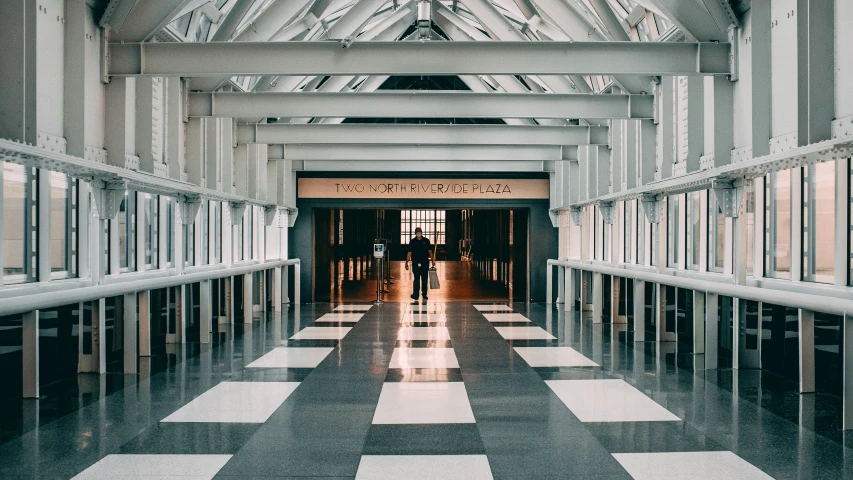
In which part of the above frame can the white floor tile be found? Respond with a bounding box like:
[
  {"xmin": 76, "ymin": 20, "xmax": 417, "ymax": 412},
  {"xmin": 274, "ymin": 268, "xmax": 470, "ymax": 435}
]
[
  {"xmin": 545, "ymin": 379, "xmax": 680, "ymax": 422},
  {"xmin": 72, "ymin": 454, "xmax": 232, "ymax": 479},
  {"xmin": 483, "ymin": 313, "xmax": 531, "ymax": 323},
  {"xmin": 494, "ymin": 326, "xmax": 556, "ymax": 340},
  {"xmin": 335, "ymin": 305, "xmax": 373, "ymax": 311},
  {"xmin": 473, "ymin": 304, "xmax": 513, "ymax": 312},
  {"xmin": 289, "ymin": 326, "xmax": 353, "ymax": 340},
  {"xmin": 513, "ymin": 347, "xmax": 598, "ymax": 367},
  {"xmin": 356, "ymin": 455, "xmax": 493, "ymax": 480},
  {"xmin": 314, "ymin": 313, "xmax": 364, "ymax": 323},
  {"xmin": 401, "ymin": 313, "xmax": 447, "ymax": 324},
  {"xmin": 246, "ymin": 347, "xmax": 334, "ymax": 369},
  {"xmin": 389, "ymin": 347, "xmax": 459, "ymax": 369},
  {"xmin": 372, "ymin": 382, "xmax": 475, "ymax": 424},
  {"xmin": 612, "ymin": 451, "xmax": 773, "ymax": 480},
  {"xmin": 397, "ymin": 326, "xmax": 451, "ymax": 341},
  {"xmin": 161, "ymin": 382, "xmax": 299, "ymax": 423}
]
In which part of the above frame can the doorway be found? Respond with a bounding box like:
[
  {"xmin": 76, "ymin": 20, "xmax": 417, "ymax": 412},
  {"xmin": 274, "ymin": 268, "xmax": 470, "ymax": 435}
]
[{"xmin": 312, "ymin": 208, "xmax": 528, "ymax": 303}]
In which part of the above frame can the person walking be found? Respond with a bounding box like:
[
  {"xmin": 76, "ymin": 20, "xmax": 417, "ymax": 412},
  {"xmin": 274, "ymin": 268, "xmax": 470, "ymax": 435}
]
[{"xmin": 405, "ymin": 227, "xmax": 435, "ymax": 301}]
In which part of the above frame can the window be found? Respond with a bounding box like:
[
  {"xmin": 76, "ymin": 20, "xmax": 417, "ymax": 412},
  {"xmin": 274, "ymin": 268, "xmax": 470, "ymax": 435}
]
[
  {"xmin": 212, "ymin": 201, "xmax": 221, "ymax": 263},
  {"xmin": 197, "ymin": 201, "xmax": 209, "ymax": 265},
  {"xmin": 233, "ymin": 207, "xmax": 243, "ymax": 263},
  {"xmin": 242, "ymin": 206, "xmax": 253, "ymax": 261},
  {"xmin": 686, "ymin": 191, "xmax": 701, "ymax": 269},
  {"xmin": 184, "ymin": 220, "xmax": 195, "ymax": 267},
  {"xmin": 143, "ymin": 193, "xmax": 159, "ymax": 269},
  {"xmin": 802, "ymin": 161, "xmax": 835, "ymax": 283},
  {"xmin": 601, "ymin": 207, "xmax": 610, "ymax": 262},
  {"xmin": 164, "ymin": 197, "xmax": 174, "ymax": 266},
  {"xmin": 593, "ymin": 205, "xmax": 601, "ymax": 260},
  {"xmin": 766, "ymin": 170, "xmax": 791, "ymax": 279},
  {"xmin": 118, "ymin": 192, "xmax": 136, "ymax": 272},
  {"xmin": 709, "ymin": 190, "xmax": 727, "ymax": 273},
  {"xmin": 638, "ymin": 200, "xmax": 646, "ymax": 265},
  {"xmin": 49, "ymin": 172, "xmax": 77, "ymax": 276},
  {"xmin": 623, "ymin": 200, "xmax": 633, "ymax": 263},
  {"xmin": 667, "ymin": 195, "xmax": 680, "ymax": 267},
  {"xmin": 2, "ymin": 163, "xmax": 37, "ymax": 282},
  {"xmin": 400, "ymin": 210, "xmax": 445, "ymax": 245}
]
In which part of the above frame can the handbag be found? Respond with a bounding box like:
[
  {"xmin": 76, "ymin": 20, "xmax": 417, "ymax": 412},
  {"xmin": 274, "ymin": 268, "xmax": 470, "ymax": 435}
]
[{"xmin": 428, "ymin": 241, "xmax": 440, "ymax": 289}]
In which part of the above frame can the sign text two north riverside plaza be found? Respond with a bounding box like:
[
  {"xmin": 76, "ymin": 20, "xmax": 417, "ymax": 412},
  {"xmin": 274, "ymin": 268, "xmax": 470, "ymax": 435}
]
[{"xmin": 297, "ymin": 178, "xmax": 549, "ymax": 199}]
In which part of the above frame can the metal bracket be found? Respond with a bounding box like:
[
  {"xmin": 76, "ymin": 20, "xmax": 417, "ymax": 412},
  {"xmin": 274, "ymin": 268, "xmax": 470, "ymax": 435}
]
[
  {"xmin": 286, "ymin": 207, "xmax": 298, "ymax": 227},
  {"xmin": 598, "ymin": 201, "xmax": 614, "ymax": 225},
  {"xmin": 711, "ymin": 178, "xmax": 742, "ymax": 217},
  {"xmin": 728, "ymin": 25, "xmax": 739, "ymax": 82},
  {"xmin": 179, "ymin": 195, "xmax": 202, "ymax": 225},
  {"xmin": 651, "ymin": 78, "xmax": 661, "ymax": 125},
  {"xmin": 641, "ymin": 194, "xmax": 662, "ymax": 224},
  {"xmin": 548, "ymin": 209, "xmax": 559, "ymax": 228},
  {"xmin": 100, "ymin": 28, "xmax": 110, "ymax": 84},
  {"xmin": 91, "ymin": 178, "xmax": 126, "ymax": 220},
  {"xmin": 263, "ymin": 205, "xmax": 278, "ymax": 226},
  {"xmin": 230, "ymin": 201, "xmax": 247, "ymax": 225},
  {"xmin": 569, "ymin": 206, "xmax": 583, "ymax": 226}
]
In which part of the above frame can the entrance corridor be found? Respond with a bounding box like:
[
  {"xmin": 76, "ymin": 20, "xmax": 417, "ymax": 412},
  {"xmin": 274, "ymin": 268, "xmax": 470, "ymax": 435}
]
[{"xmin": 0, "ymin": 303, "xmax": 850, "ymax": 479}]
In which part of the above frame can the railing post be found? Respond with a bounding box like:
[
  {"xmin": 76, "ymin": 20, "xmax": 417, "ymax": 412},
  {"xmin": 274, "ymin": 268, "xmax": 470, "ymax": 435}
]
[
  {"xmin": 799, "ymin": 308, "xmax": 815, "ymax": 393},
  {"xmin": 22, "ymin": 311, "xmax": 39, "ymax": 398},
  {"xmin": 294, "ymin": 262, "xmax": 301, "ymax": 305},
  {"xmin": 546, "ymin": 262, "xmax": 553, "ymax": 304}
]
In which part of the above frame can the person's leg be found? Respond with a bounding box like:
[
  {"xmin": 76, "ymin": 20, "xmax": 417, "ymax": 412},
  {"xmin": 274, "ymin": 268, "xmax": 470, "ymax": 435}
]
[
  {"xmin": 411, "ymin": 266, "xmax": 420, "ymax": 299},
  {"xmin": 420, "ymin": 266, "xmax": 429, "ymax": 298}
]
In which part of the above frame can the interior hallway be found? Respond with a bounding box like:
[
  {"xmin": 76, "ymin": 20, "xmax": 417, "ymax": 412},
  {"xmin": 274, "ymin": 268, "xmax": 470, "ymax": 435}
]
[
  {"xmin": 330, "ymin": 260, "xmax": 513, "ymax": 303},
  {"xmin": 0, "ymin": 302, "xmax": 849, "ymax": 479}
]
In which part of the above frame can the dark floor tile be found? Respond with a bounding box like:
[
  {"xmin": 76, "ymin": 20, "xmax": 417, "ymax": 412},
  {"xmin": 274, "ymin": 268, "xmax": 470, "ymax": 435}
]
[
  {"xmin": 385, "ymin": 368, "xmax": 464, "ymax": 382},
  {"xmin": 118, "ymin": 423, "xmax": 261, "ymax": 454},
  {"xmin": 363, "ymin": 424, "xmax": 485, "ymax": 455}
]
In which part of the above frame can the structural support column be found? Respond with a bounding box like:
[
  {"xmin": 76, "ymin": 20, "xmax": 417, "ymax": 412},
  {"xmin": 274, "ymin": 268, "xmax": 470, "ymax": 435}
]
[
  {"xmin": 705, "ymin": 293, "xmax": 719, "ymax": 369},
  {"xmin": 123, "ymin": 293, "xmax": 138, "ymax": 374},
  {"xmin": 799, "ymin": 308, "xmax": 816, "ymax": 393},
  {"xmin": 138, "ymin": 291, "xmax": 151, "ymax": 357},
  {"xmin": 693, "ymin": 291, "xmax": 705, "ymax": 354},
  {"xmin": 272, "ymin": 266, "xmax": 283, "ymax": 312},
  {"xmin": 564, "ymin": 266, "xmax": 573, "ymax": 311},
  {"xmin": 22, "ymin": 311, "xmax": 39, "ymax": 398},
  {"xmin": 843, "ymin": 313, "xmax": 853, "ymax": 430},
  {"xmin": 200, "ymin": 279, "xmax": 212, "ymax": 344},
  {"xmin": 633, "ymin": 280, "xmax": 645, "ymax": 342},
  {"xmin": 243, "ymin": 273, "xmax": 253, "ymax": 324},
  {"xmin": 592, "ymin": 272, "xmax": 603, "ymax": 324}
]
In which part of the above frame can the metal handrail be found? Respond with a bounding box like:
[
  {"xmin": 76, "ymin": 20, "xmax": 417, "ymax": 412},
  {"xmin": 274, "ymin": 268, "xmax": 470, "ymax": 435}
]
[
  {"xmin": 547, "ymin": 259, "xmax": 853, "ymax": 317},
  {"xmin": 0, "ymin": 259, "xmax": 300, "ymax": 317}
]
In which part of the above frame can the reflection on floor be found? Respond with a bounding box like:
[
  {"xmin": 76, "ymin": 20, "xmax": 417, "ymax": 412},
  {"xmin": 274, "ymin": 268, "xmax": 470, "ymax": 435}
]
[
  {"xmin": 1, "ymin": 303, "xmax": 851, "ymax": 478},
  {"xmin": 330, "ymin": 260, "xmax": 512, "ymax": 303}
]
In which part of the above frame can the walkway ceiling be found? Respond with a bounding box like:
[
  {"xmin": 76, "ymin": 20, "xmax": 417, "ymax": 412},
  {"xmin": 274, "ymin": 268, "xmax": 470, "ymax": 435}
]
[{"xmin": 101, "ymin": 0, "xmax": 739, "ymax": 173}]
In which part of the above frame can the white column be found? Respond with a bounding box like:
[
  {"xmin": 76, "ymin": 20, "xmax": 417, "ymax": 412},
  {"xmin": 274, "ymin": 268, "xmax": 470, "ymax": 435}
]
[
  {"xmin": 272, "ymin": 266, "xmax": 283, "ymax": 312},
  {"xmin": 22, "ymin": 311, "xmax": 39, "ymax": 398},
  {"xmin": 633, "ymin": 280, "xmax": 645, "ymax": 343},
  {"xmin": 200, "ymin": 279, "xmax": 212, "ymax": 344},
  {"xmin": 244, "ymin": 273, "xmax": 253, "ymax": 323},
  {"xmin": 138, "ymin": 291, "xmax": 151, "ymax": 357},
  {"xmin": 294, "ymin": 263, "xmax": 301, "ymax": 305},
  {"xmin": 705, "ymin": 293, "xmax": 719, "ymax": 369},
  {"xmin": 693, "ymin": 291, "xmax": 705, "ymax": 355},
  {"xmin": 798, "ymin": 308, "xmax": 816, "ymax": 393},
  {"xmin": 95, "ymin": 298, "xmax": 106, "ymax": 373},
  {"xmin": 564, "ymin": 266, "xmax": 573, "ymax": 311},
  {"xmin": 843, "ymin": 314, "xmax": 853, "ymax": 430},
  {"xmin": 123, "ymin": 293, "xmax": 138, "ymax": 374},
  {"xmin": 592, "ymin": 272, "xmax": 603, "ymax": 324}
]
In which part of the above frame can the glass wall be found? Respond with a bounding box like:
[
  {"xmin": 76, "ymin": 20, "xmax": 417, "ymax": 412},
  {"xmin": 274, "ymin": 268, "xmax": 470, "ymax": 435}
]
[
  {"xmin": 118, "ymin": 192, "xmax": 136, "ymax": 272},
  {"xmin": 686, "ymin": 191, "xmax": 701, "ymax": 270},
  {"xmin": 164, "ymin": 198, "xmax": 174, "ymax": 267},
  {"xmin": 623, "ymin": 200, "xmax": 633, "ymax": 264},
  {"xmin": 709, "ymin": 190, "xmax": 726, "ymax": 272},
  {"xmin": 143, "ymin": 193, "xmax": 159, "ymax": 269},
  {"xmin": 2, "ymin": 163, "xmax": 36, "ymax": 283},
  {"xmin": 802, "ymin": 161, "xmax": 835, "ymax": 283},
  {"xmin": 766, "ymin": 170, "xmax": 791, "ymax": 279},
  {"xmin": 667, "ymin": 195, "xmax": 680, "ymax": 267},
  {"xmin": 400, "ymin": 210, "xmax": 446, "ymax": 245},
  {"xmin": 49, "ymin": 172, "xmax": 77, "ymax": 277}
]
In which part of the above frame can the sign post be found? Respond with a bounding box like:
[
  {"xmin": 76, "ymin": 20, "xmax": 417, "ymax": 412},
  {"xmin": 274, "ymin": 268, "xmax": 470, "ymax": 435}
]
[{"xmin": 373, "ymin": 243, "xmax": 385, "ymax": 304}]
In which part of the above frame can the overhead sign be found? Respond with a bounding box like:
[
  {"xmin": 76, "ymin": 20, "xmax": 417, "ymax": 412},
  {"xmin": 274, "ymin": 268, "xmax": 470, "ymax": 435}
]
[{"xmin": 298, "ymin": 178, "xmax": 549, "ymax": 200}]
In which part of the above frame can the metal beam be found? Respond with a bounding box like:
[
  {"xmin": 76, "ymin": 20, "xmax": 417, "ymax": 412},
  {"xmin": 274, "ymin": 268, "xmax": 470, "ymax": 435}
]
[
  {"xmin": 189, "ymin": 91, "xmax": 654, "ymax": 119},
  {"xmin": 297, "ymin": 160, "xmax": 547, "ymax": 172},
  {"xmin": 278, "ymin": 144, "xmax": 562, "ymax": 161},
  {"xmin": 236, "ymin": 124, "xmax": 608, "ymax": 145},
  {"xmin": 108, "ymin": 41, "xmax": 732, "ymax": 76},
  {"xmin": 109, "ymin": 0, "xmax": 196, "ymax": 42}
]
